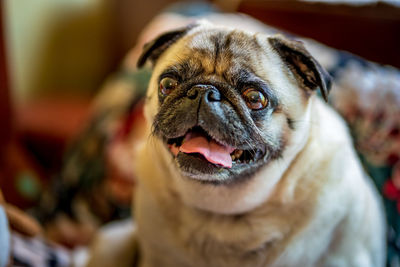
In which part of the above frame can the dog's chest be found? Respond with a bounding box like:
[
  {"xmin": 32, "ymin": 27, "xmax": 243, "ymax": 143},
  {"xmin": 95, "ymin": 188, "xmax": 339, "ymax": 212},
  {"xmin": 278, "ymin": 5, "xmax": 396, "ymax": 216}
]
[{"xmin": 135, "ymin": 185, "xmax": 316, "ymax": 267}]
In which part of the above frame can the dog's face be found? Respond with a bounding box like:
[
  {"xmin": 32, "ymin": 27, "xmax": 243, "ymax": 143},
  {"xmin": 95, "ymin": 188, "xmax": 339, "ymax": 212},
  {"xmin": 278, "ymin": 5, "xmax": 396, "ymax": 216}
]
[{"xmin": 138, "ymin": 22, "xmax": 331, "ymax": 184}]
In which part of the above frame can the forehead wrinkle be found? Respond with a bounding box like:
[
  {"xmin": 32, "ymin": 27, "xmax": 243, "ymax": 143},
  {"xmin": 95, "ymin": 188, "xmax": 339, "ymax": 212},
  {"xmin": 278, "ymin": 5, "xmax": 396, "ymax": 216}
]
[
  {"xmin": 216, "ymin": 32, "xmax": 261, "ymax": 80},
  {"xmin": 164, "ymin": 57, "xmax": 204, "ymax": 80},
  {"xmin": 184, "ymin": 27, "xmax": 262, "ymax": 65},
  {"xmin": 166, "ymin": 28, "xmax": 273, "ymax": 91},
  {"xmin": 188, "ymin": 29, "xmax": 235, "ymax": 75}
]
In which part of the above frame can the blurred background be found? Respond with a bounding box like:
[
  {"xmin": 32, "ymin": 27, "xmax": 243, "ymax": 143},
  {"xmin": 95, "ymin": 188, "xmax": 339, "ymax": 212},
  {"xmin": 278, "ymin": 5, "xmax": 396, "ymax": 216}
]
[{"xmin": 1, "ymin": 0, "xmax": 399, "ymax": 208}]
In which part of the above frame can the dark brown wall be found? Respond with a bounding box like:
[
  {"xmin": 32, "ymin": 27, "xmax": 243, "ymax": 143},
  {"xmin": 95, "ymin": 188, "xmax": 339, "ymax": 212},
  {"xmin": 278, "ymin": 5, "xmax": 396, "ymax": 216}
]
[{"xmin": 238, "ymin": 1, "xmax": 400, "ymax": 68}]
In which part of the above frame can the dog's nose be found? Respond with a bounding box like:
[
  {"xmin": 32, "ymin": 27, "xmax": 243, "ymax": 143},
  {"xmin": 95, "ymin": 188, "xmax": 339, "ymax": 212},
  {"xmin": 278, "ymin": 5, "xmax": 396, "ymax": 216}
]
[{"xmin": 187, "ymin": 85, "xmax": 221, "ymax": 102}]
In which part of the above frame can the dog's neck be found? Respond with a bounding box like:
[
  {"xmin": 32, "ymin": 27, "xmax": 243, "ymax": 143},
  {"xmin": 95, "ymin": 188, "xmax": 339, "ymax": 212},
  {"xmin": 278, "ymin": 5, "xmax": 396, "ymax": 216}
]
[{"xmin": 139, "ymin": 99, "xmax": 314, "ymax": 215}]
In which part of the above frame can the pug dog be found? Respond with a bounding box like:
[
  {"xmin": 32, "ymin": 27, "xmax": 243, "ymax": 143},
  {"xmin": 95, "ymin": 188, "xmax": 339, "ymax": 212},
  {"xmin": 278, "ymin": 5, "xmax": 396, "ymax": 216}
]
[{"xmin": 87, "ymin": 20, "xmax": 385, "ymax": 267}]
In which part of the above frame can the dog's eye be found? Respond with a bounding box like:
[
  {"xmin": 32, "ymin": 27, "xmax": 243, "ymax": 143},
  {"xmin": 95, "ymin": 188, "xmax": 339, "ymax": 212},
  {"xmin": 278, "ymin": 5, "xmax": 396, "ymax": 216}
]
[
  {"xmin": 159, "ymin": 77, "xmax": 178, "ymax": 95},
  {"xmin": 242, "ymin": 88, "xmax": 268, "ymax": 110}
]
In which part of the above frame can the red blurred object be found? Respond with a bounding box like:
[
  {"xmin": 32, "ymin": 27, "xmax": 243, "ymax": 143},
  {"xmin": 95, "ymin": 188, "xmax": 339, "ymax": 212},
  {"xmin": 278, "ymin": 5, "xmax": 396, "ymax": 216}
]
[
  {"xmin": 383, "ymin": 179, "xmax": 400, "ymax": 214},
  {"xmin": 16, "ymin": 98, "xmax": 92, "ymax": 145},
  {"xmin": 383, "ymin": 180, "xmax": 400, "ymax": 200},
  {"xmin": 15, "ymin": 97, "xmax": 92, "ymax": 175}
]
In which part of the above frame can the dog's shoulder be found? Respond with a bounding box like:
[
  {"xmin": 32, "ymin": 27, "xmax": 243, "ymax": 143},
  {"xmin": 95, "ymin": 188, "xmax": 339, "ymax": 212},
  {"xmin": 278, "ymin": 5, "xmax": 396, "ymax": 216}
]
[
  {"xmin": 301, "ymin": 97, "xmax": 365, "ymax": 197},
  {"xmin": 312, "ymin": 97, "xmax": 353, "ymax": 150}
]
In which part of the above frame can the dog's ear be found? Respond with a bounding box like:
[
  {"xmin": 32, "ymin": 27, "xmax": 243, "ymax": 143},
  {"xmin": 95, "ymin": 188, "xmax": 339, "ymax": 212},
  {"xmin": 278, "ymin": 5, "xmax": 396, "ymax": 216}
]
[
  {"xmin": 137, "ymin": 24, "xmax": 197, "ymax": 68},
  {"xmin": 268, "ymin": 34, "xmax": 332, "ymax": 102}
]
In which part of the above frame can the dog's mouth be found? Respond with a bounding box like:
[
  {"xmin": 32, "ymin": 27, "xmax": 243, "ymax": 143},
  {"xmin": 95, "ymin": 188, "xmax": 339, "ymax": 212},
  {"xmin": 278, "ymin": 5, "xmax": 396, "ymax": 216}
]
[{"xmin": 166, "ymin": 126, "xmax": 265, "ymax": 169}]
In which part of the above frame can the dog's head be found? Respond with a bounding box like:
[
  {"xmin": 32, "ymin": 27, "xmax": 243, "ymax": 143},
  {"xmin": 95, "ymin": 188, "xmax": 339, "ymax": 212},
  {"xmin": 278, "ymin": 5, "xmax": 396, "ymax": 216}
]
[{"xmin": 138, "ymin": 21, "xmax": 331, "ymax": 185}]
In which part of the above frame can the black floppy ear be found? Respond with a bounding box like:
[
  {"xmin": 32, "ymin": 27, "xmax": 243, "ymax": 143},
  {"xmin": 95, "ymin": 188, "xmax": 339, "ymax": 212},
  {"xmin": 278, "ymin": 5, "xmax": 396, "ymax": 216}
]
[
  {"xmin": 137, "ymin": 24, "xmax": 197, "ymax": 68},
  {"xmin": 268, "ymin": 35, "xmax": 332, "ymax": 102}
]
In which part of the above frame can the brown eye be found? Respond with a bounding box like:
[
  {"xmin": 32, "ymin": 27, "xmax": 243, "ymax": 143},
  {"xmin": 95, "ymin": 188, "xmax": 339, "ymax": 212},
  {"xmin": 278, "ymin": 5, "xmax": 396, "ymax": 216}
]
[
  {"xmin": 242, "ymin": 88, "xmax": 268, "ymax": 110},
  {"xmin": 159, "ymin": 77, "xmax": 178, "ymax": 95}
]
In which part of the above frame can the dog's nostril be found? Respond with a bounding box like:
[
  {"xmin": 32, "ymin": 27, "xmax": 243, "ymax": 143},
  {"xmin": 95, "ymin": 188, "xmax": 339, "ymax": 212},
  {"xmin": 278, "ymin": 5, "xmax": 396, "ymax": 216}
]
[
  {"xmin": 187, "ymin": 88, "xmax": 199, "ymax": 99},
  {"xmin": 206, "ymin": 89, "xmax": 221, "ymax": 102},
  {"xmin": 187, "ymin": 85, "xmax": 221, "ymax": 102}
]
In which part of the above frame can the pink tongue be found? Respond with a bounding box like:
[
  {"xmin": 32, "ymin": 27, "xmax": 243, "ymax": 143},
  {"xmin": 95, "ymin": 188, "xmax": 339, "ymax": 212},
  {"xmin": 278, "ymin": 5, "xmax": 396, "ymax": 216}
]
[{"xmin": 180, "ymin": 132, "xmax": 234, "ymax": 168}]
